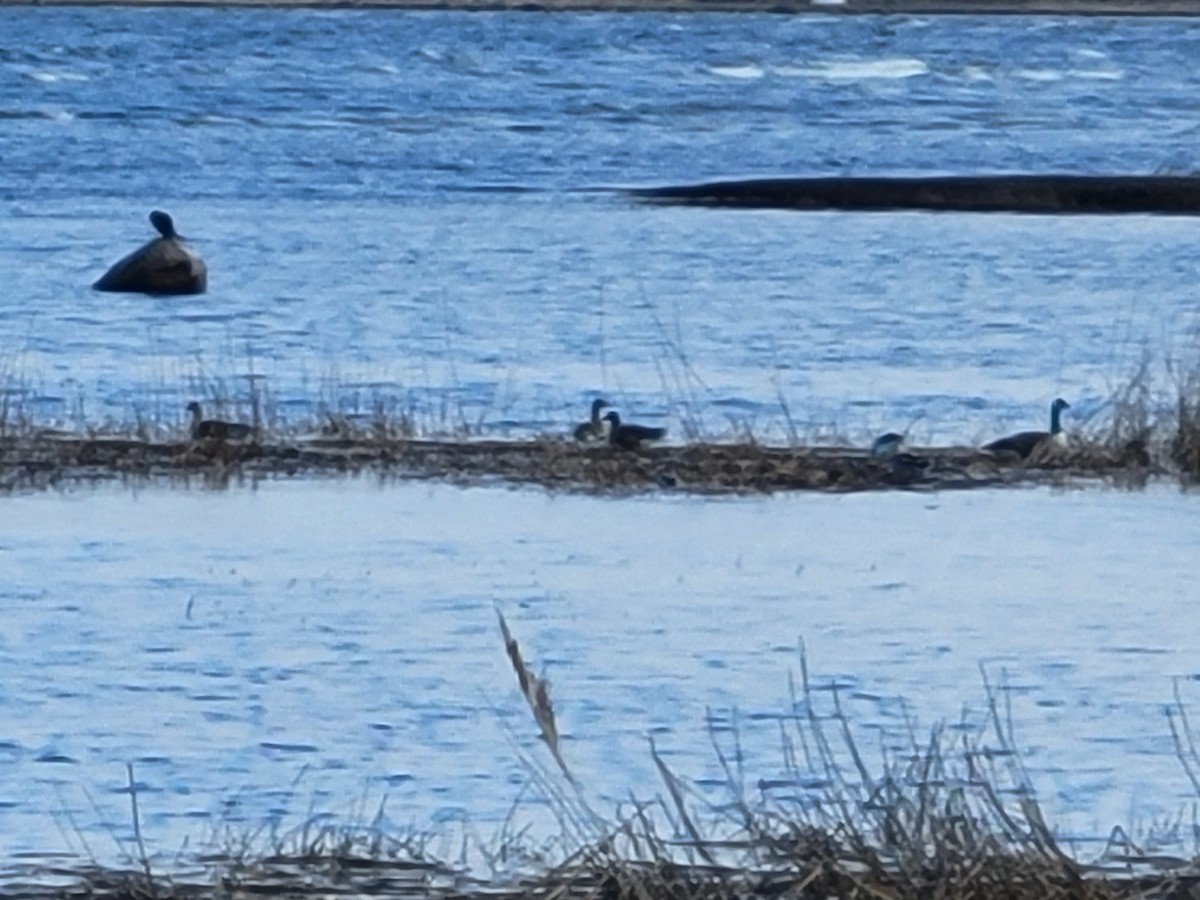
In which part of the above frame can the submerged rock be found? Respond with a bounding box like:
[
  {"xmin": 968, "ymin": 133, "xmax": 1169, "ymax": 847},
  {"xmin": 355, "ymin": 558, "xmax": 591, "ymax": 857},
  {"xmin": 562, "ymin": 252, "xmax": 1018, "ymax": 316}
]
[{"xmin": 93, "ymin": 210, "xmax": 207, "ymax": 295}]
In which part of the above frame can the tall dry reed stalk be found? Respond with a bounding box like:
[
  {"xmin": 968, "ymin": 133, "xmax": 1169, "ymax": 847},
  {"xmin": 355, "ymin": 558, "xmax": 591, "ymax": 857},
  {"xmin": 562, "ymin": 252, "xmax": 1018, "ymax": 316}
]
[{"xmin": 497, "ymin": 609, "xmax": 574, "ymax": 785}]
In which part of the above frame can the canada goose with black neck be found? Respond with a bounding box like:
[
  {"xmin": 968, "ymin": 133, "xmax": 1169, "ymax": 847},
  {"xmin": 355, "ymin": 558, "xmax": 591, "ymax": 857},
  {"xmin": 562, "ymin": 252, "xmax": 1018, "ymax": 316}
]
[
  {"xmin": 94, "ymin": 210, "xmax": 207, "ymax": 296},
  {"xmin": 983, "ymin": 398, "xmax": 1070, "ymax": 459},
  {"xmin": 573, "ymin": 399, "xmax": 610, "ymax": 442},
  {"xmin": 187, "ymin": 402, "xmax": 253, "ymax": 442},
  {"xmin": 603, "ymin": 410, "xmax": 666, "ymax": 451}
]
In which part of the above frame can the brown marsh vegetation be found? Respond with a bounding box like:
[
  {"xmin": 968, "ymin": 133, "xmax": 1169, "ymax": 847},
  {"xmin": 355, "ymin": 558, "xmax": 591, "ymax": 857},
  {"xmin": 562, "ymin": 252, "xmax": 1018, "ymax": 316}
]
[
  {"xmin": 9, "ymin": 622, "xmax": 1200, "ymax": 900},
  {"xmin": 1, "ymin": 356, "xmax": 1198, "ymax": 493}
]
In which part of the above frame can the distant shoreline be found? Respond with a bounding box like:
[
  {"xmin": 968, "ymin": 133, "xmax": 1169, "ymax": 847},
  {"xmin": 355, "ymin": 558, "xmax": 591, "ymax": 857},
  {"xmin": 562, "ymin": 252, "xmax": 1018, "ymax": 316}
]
[{"xmin": 6, "ymin": 0, "xmax": 1200, "ymax": 14}]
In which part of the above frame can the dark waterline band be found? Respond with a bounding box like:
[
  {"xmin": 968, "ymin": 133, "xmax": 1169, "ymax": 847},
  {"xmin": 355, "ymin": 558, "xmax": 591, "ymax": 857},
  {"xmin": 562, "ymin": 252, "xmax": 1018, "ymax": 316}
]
[{"xmin": 629, "ymin": 174, "xmax": 1200, "ymax": 215}]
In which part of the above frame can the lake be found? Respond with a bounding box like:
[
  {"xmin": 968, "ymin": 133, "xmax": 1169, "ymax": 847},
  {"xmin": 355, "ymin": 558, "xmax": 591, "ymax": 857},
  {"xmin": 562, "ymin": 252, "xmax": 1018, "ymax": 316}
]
[{"xmin": 1, "ymin": 4, "xmax": 1199, "ymax": 868}]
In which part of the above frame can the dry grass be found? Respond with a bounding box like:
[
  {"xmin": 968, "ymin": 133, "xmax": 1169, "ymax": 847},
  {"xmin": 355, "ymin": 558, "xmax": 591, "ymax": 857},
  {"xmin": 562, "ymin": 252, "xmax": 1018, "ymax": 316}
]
[
  {"xmin": 4, "ymin": 351, "xmax": 1200, "ymax": 492},
  {"xmin": 6, "ymin": 628, "xmax": 1200, "ymax": 900},
  {"xmin": 489, "ymin": 633, "xmax": 1200, "ymax": 900}
]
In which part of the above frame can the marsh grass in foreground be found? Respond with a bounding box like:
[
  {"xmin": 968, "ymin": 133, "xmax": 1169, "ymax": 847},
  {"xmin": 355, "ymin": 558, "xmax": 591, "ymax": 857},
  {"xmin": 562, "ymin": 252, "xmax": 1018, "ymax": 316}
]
[{"xmin": 14, "ymin": 632, "xmax": 1200, "ymax": 900}]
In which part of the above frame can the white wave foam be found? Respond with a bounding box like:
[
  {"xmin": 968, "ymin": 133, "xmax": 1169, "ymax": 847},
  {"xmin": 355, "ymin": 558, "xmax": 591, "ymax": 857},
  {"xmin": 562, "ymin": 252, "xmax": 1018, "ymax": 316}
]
[
  {"xmin": 709, "ymin": 64, "xmax": 765, "ymax": 80},
  {"xmin": 777, "ymin": 58, "xmax": 929, "ymax": 81},
  {"xmin": 1071, "ymin": 68, "xmax": 1123, "ymax": 81},
  {"xmin": 25, "ymin": 70, "xmax": 89, "ymax": 83},
  {"xmin": 1013, "ymin": 68, "xmax": 1063, "ymax": 82},
  {"xmin": 963, "ymin": 66, "xmax": 994, "ymax": 82}
]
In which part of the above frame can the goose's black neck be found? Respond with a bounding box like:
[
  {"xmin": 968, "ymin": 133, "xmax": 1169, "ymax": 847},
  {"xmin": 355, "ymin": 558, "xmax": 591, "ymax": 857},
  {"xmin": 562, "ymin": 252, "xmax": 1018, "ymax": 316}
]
[{"xmin": 150, "ymin": 210, "xmax": 177, "ymax": 239}]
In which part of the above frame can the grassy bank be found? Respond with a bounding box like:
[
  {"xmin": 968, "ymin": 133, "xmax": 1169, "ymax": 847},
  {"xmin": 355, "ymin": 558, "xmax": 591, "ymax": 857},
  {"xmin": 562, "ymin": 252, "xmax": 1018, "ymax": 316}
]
[
  {"xmin": 0, "ymin": 428, "xmax": 1163, "ymax": 494},
  {"xmin": 2, "ymin": 355, "xmax": 1198, "ymax": 493}
]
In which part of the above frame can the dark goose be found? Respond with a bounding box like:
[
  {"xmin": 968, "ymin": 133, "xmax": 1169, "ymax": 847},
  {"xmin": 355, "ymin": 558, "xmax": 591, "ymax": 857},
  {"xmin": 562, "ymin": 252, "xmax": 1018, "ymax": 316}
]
[
  {"xmin": 187, "ymin": 402, "xmax": 253, "ymax": 441},
  {"xmin": 603, "ymin": 410, "xmax": 666, "ymax": 451},
  {"xmin": 983, "ymin": 398, "xmax": 1070, "ymax": 459}
]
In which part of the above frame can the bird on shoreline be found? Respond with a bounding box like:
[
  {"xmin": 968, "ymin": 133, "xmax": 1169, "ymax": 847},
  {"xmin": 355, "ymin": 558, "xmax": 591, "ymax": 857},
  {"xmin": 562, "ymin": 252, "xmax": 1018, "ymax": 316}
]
[
  {"xmin": 870, "ymin": 432, "xmax": 907, "ymax": 458},
  {"xmin": 602, "ymin": 410, "xmax": 667, "ymax": 451},
  {"xmin": 572, "ymin": 399, "xmax": 611, "ymax": 442},
  {"xmin": 982, "ymin": 397, "xmax": 1070, "ymax": 459},
  {"xmin": 186, "ymin": 402, "xmax": 253, "ymax": 442},
  {"xmin": 869, "ymin": 431, "xmax": 929, "ymax": 474}
]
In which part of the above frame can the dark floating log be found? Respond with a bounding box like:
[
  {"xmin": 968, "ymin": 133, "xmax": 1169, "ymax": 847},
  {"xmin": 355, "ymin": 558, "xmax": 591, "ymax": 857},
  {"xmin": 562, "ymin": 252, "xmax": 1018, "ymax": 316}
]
[{"xmin": 628, "ymin": 174, "xmax": 1200, "ymax": 215}]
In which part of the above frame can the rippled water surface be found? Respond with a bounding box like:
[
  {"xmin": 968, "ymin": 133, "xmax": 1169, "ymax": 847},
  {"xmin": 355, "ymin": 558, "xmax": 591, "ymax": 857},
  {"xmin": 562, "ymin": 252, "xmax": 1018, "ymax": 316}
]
[
  {"xmin": 3, "ymin": 7, "xmax": 1200, "ymax": 866},
  {"xmin": 3, "ymin": 9, "xmax": 1200, "ymax": 438},
  {"xmin": 1, "ymin": 481, "xmax": 1199, "ymax": 861}
]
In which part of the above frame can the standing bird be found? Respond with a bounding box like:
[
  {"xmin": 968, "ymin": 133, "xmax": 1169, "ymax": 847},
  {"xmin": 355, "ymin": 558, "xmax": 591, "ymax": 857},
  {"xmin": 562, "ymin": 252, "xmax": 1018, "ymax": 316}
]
[
  {"xmin": 572, "ymin": 399, "xmax": 611, "ymax": 442},
  {"xmin": 187, "ymin": 402, "xmax": 253, "ymax": 442},
  {"xmin": 603, "ymin": 410, "xmax": 667, "ymax": 451},
  {"xmin": 983, "ymin": 397, "xmax": 1070, "ymax": 459}
]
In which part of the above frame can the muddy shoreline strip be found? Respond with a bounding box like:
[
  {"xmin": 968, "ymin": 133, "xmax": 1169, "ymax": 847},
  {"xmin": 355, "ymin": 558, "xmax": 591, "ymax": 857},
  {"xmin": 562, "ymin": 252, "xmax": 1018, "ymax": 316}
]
[
  {"xmin": 0, "ymin": 433, "xmax": 1154, "ymax": 494},
  {"xmin": 6, "ymin": 0, "xmax": 1200, "ymax": 13},
  {"xmin": 630, "ymin": 175, "xmax": 1200, "ymax": 215}
]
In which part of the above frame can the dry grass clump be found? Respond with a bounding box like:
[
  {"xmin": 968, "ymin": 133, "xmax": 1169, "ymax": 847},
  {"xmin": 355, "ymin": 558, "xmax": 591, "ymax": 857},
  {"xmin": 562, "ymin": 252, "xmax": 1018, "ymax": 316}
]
[
  {"xmin": 1169, "ymin": 362, "xmax": 1200, "ymax": 481},
  {"xmin": 5, "ymin": 626, "xmax": 1200, "ymax": 900},
  {"xmin": 515, "ymin": 689, "xmax": 1115, "ymax": 900},
  {"xmin": 1057, "ymin": 351, "xmax": 1200, "ymax": 484},
  {"xmin": 490, "ymin": 624, "xmax": 1200, "ymax": 900}
]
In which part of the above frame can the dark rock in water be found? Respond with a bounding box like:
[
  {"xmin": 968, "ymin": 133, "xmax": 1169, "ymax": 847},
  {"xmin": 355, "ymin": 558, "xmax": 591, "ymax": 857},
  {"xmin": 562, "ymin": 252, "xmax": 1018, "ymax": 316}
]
[
  {"xmin": 629, "ymin": 174, "xmax": 1200, "ymax": 215},
  {"xmin": 93, "ymin": 210, "xmax": 207, "ymax": 295}
]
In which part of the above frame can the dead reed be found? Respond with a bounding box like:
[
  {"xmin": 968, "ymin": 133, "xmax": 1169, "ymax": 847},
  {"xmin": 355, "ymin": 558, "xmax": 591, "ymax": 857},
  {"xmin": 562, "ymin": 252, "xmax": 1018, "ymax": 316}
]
[
  {"xmin": 6, "ymin": 626, "xmax": 1200, "ymax": 900},
  {"xmin": 493, "ymin": 635, "xmax": 1200, "ymax": 900}
]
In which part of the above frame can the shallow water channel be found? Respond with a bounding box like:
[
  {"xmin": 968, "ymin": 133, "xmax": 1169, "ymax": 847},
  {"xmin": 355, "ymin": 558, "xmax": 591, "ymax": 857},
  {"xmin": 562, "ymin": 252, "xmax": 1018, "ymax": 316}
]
[{"xmin": 1, "ymin": 478, "xmax": 1197, "ymax": 863}]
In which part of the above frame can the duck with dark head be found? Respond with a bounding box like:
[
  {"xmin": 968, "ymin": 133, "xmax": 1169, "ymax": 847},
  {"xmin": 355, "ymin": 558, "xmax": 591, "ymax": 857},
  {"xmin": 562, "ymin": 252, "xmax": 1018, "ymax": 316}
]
[
  {"xmin": 94, "ymin": 210, "xmax": 207, "ymax": 296},
  {"xmin": 186, "ymin": 402, "xmax": 253, "ymax": 442}
]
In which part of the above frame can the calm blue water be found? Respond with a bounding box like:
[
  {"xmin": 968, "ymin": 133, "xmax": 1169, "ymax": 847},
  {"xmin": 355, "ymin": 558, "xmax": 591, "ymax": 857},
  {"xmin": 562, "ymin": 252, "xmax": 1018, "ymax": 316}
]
[{"xmin": 3, "ymin": 9, "xmax": 1200, "ymax": 441}]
